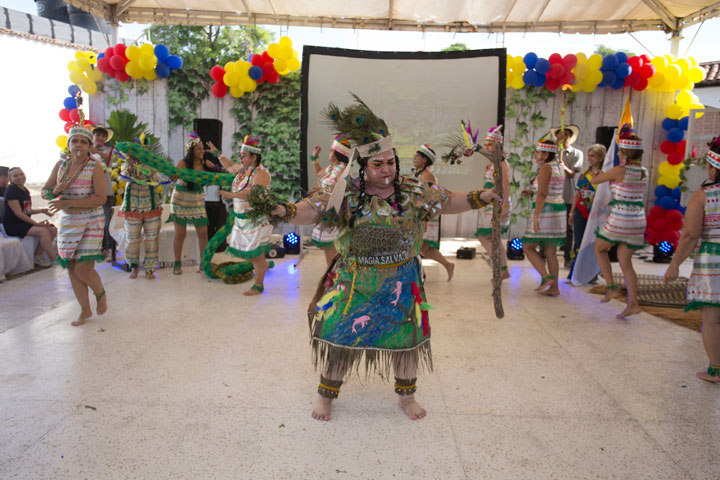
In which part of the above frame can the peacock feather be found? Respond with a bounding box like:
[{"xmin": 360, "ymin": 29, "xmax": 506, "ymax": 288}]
[{"xmin": 320, "ymin": 93, "xmax": 389, "ymax": 146}]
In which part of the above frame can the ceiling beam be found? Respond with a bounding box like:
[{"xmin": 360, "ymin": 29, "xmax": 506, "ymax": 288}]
[
  {"xmin": 388, "ymin": 0, "xmax": 393, "ymax": 30},
  {"xmin": 65, "ymin": 0, "xmax": 112, "ymax": 20},
  {"xmin": 502, "ymin": 0, "xmax": 519, "ymax": 23},
  {"xmin": 533, "ymin": 0, "xmax": 552, "ymax": 23},
  {"xmin": 678, "ymin": 1, "xmax": 720, "ymax": 29},
  {"xmin": 640, "ymin": 0, "xmax": 678, "ymax": 31}
]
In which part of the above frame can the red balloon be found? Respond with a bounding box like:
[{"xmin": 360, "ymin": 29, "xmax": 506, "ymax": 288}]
[
  {"xmin": 675, "ymin": 140, "xmax": 686, "ymax": 154},
  {"xmin": 68, "ymin": 109, "xmax": 80, "ymax": 122},
  {"xmin": 545, "ymin": 77, "xmax": 561, "ymax": 90},
  {"xmin": 665, "ymin": 229, "xmax": 680, "ymax": 245},
  {"xmin": 549, "ymin": 53, "xmax": 562, "ymax": 64},
  {"xmin": 96, "ymin": 57, "xmax": 112, "ymax": 74},
  {"xmin": 623, "ymin": 76, "xmax": 633, "ymax": 87},
  {"xmin": 653, "ymin": 218, "xmax": 670, "ymax": 232},
  {"xmin": 641, "ymin": 54, "xmax": 652, "ymax": 64},
  {"xmin": 64, "ymin": 121, "xmax": 73, "ymax": 133},
  {"xmin": 261, "ymin": 51, "xmax": 272, "ymax": 62},
  {"xmin": 660, "ymin": 140, "xmax": 675, "ymax": 154},
  {"xmin": 84, "ymin": 119, "xmax": 94, "ymax": 127},
  {"xmin": 211, "ymin": 81, "xmax": 228, "ymax": 98},
  {"xmin": 549, "ymin": 63, "xmax": 565, "ymax": 79},
  {"xmin": 640, "ymin": 64, "xmax": 655, "ymax": 78},
  {"xmin": 110, "ymin": 55, "xmax": 127, "ymax": 71},
  {"xmin": 210, "ymin": 65, "xmax": 226, "ymax": 81},
  {"xmin": 627, "ymin": 71, "xmax": 641, "ymax": 86},
  {"xmin": 648, "ymin": 205, "xmax": 665, "ymax": 221},
  {"xmin": 665, "ymin": 209, "xmax": 683, "ymax": 224},
  {"xmin": 646, "ymin": 231, "xmax": 659, "ymax": 246},
  {"xmin": 104, "ymin": 47, "xmax": 115, "ymax": 58},
  {"xmin": 59, "ymin": 108, "xmax": 71, "ymax": 121},
  {"xmin": 562, "ymin": 54, "xmax": 577, "ymax": 69},
  {"xmin": 249, "ymin": 54, "xmax": 263, "ymax": 66},
  {"xmin": 667, "ymin": 152, "xmax": 684, "ymax": 165},
  {"xmin": 267, "ymin": 71, "xmax": 280, "ymax": 84},
  {"xmin": 627, "ymin": 56, "xmax": 642, "ymax": 69},
  {"xmin": 262, "ymin": 62, "xmax": 275, "ymax": 77},
  {"xmin": 114, "ymin": 43, "xmax": 127, "ymax": 58},
  {"xmin": 632, "ymin": 77, "xmax": 648, "ymax": 91},
  {"xmin": 114, "ymin": 70, "xmax": 130, "ymax": 82}
]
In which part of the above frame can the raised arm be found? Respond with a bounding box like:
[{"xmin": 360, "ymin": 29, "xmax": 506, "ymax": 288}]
[
  {"xmin": 441, "ymin": 189, "xmax": 499, "ymax": 215},
  {"xmin": 207, "ymin": 141, "xmax": 243, "ymax": 175},
  {"xmin": 591, "ymin": 165, "xmax": 624, "ymax": 185}
]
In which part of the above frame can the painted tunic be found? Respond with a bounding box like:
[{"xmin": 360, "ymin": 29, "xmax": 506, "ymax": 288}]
[
  {"xmin": 56, "ymin": 159, "xmax": 104, "ymax": 267},
  {"xmin": 596, "ymin": 165, "xmax": 647, "ymax": 249},
  {"xmin": 168, "ymin": 177, "xmax": 208, "ymax": 226},
  {"xmin": 522, "ymin": 161, "xmax": 566, "ymax": 247},
  {"xmin": 306, "ymin": 176, "xmax": 450, "ymax": 374},
  {"xmin": 118, "ymin": 163, "xmax": 163, "ymax": 220},
  {"xmin": 311, "ymin": 163, "xmax": 345, "ymax": 248},
  {"xmin": 687, "ymin": 183, "xmax": 720, "ymax": 310},
  {"xmin": 227, "ymin": 166, "xmax": 273, "ymax": 258},
  {"xmin": 476, "ymin": 161, "xmax": 511, "ymax": 237}
]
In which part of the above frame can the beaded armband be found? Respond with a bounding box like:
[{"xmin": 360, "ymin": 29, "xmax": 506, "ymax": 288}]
[
  {"xmin": 467, "ymin": 190, "xmax": 490, "ymax": 210},
  {"xmin": 41, "ymin": 189, "xmax": 59, "ymax": 201},
  {"xmin": 279, "ymin": 202, "xmax": 297, "ymax": 222},
  {"xmin": 318, "ymin": 376, "xmax": 343, "ymax": 399},
  {"xmin": 394, "ymin": 377, "xmax": 417, "ymax": 396},
  {"xmin": 310, "ymin": 154, "xmax": 319, "ymax": 163}
]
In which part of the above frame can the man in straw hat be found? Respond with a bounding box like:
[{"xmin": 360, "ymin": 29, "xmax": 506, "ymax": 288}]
[{"xmin": 552, "ymin": 125, "xmax": 584, "ymax": 268}]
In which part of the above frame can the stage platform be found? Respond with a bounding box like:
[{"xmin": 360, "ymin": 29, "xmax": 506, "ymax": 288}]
[{"xmin": 1, "ymin": 240, "xmax": 718, "ymax": 479}]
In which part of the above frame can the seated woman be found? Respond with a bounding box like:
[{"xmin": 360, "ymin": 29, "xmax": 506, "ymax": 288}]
[{"xmin": 2, "ymin": 167, "xmax": 56, "ymax": 267}]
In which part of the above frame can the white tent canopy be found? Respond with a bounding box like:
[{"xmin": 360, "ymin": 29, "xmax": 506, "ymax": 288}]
[{"xmin": 68, "ymin": 0, "xmax": 720, "ymax": 34}]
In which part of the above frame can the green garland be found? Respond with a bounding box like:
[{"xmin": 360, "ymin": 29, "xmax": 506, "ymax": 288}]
[{"xmin": 115, "ymin": 142, "xmax": 235, "ymax": 188}]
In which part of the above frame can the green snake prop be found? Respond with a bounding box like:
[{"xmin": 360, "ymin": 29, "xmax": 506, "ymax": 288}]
[{"xmin": 115, "ymin": 141, "xmax": 273, "ymax": 283}]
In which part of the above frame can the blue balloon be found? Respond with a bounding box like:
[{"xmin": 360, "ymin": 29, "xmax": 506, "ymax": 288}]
[
  {"xmin": 523, "ymin": 70, "xmax": 538, "ymax": 86},
  {"xmin": 523, "ymin": 52, "xmax": 538, "ymax": 69},
  {"xmin": 655, "ymin": 185, "xmax": 672, "ymax": 198},
  {"xmin": 165, "ymin": 55, "xmax": 183, "ymax": 70},
  {"xmin": 671, "ymin": 187, "xmax": 682, "ymax": 200},
  {"xmin": 97, "ymin": 53, "xmax": 105, "ymax": 60},
  {"xmin": 667, "ymin": 128, "xmax": 685, "ymax": 143},
  {"xmin": 615, "ymin": 52, "xmax": 628, "ymax": 64},
  {"xmin": 63, "ymin": 96, "xmax": 77, "ymax": 110},
  {"xmin": 534, "ymin": 73, "xmax": 546, "ymax": 88},
  {"xmin": 679, "ymin": 116, "xmax": 689, "ymax": 130},
  {"xmin": 154, "ymin": 44, "xmax": 170, "ymax": 62},
  {"xmin": 67, "ymin": 85, "xmax": 81, "ymax": 96},
  {"xmin": 602, "ymin": 71, "xmax": 617, "ymax": 86},
  {"xmin": 248, "ymin": 65, "xmax": 263, "ymax": 81},
  {"xmin": 659, "ymin": 195, "xmax": 676, "ymax": 211},
  {"xmin": 535, "ymin": 58, "xmax": 550, "ymax": 75},
  {"xmin": 611, "ymin": 77, "xmax": 625, "ymax": 90},
  {"xmin": 155, "ymin": 63, "xmax": 171, "ymax": 79},
  {"xmin": 654, "ymin": 197, "xmax": 662, "ymax": 206},
  {"xmin": 602, "ymin": 54, "xmax": 618, "ymax": 70},
  {"xmin": 661, "ymin": 118, "xmax": 679, "ymax": 131},
  {"xmin": 615, "ymin": 62, "xmax": 631, "ymax": 78}
]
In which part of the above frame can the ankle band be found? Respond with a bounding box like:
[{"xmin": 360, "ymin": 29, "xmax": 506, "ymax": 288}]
[
  {"xmin": 394, "ymin": 377, "xmax": 417, "ymax": 396},
  {"xmin": 708, "ymin": 364, "xmax": 720, "ymax": 378},
  {"xmin": 318, "ymin": 375, "xmax": 343, "ymax": 399}
]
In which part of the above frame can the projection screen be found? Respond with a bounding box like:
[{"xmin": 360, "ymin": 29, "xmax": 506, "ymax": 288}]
[{"xmin": 300, "ymin": 46, "xmax": 506, "ymax": 194}]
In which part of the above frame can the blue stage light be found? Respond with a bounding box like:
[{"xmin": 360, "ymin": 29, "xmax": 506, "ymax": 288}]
[
  {"xmin": 653, "ymin": 241, "xmax": 674, "ymax": 263},
  {"xmin": 507, "ymin": 237, "xmax": 524, "ymax": 260},
  {"xmin": 283, "ymin": 232, "xmax": 301, "ymax": 254}
]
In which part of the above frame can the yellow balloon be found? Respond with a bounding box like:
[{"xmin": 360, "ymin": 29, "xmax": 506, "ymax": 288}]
[
  {"xmin": 647, "ymin": 72, "xmax": 664, "ymax": 89},
  {"xmin": 576, "ymin": 52, "xmax": 587, "ymax": 62},
  {"xmin": 89, "ymin": 68, "xmax": 103, "ymax": 82},
  {"xmin": 239, "ymin": 77, "xmax": 256, "ymax": 92},
  {"xmin": 279, "ymin": 36, "xmax": 292, "ymax": 48},
  {"xmin": 587, "ymin": 54, "xmax": 602, "ymax": 69},
  {"xmin": 125, "ymin": 62, "xmax": 143, "ymax": 79},
  {"xmin": 74, "ymin": 50, "xmax": 85, "ymax": 59},
  {"xmin": 69, "ymin": 70, "xmax": 85, "ymax": 85},
  {"xmin": 675, "ymin": 58, "xmax": 689, "ymax": 72},
  {"xmin": 651, "ymin": 56, "xmax": 668, "ymax": 69},
  {"xmin": 676, "ymin": 90, "xmax": 692, "ymax": 106},
  {"xmin": 689, "ymin": 103, "xmax": 705, "ymax": 118},
  {"xmin": 583, "ymin": 83, "xmax": 596, "ymax": 93},
  {"xmin": 659, "ymin": 174, "xmax": 680, "ymax": 189},
  {"xmin": 83, "ymin": 81, "xmax": 97, "ymax": 95},
  {"xmin": 278, "ymin": 45, "xmax": 292, "ymax": 59},
  {"xmin": 224, "ymin": 61, "xmax": 236, "ymax": 73},
  {"xmin": 68, "ymin": 61, "xmax": 79, "ymax": 71},
  {"xmin": 126, "ymin": 46, "xmax": 141, "ymax": 61},
  {"xmin": 514, "ymin": 55, "xmax": 524, "ymax": 66},
  {"xmin": 77, "ymin": 58, "xmax": 91, "ymax": 70},
  {"xmin": 570, "ymin": 83, "xmax": 582, "ymax": 92},
  {"xmin": 229, "ymin": 85, "xmax": 245, "ymax": 98},
  {"xmin": 665, "ymin": 104, "xmax": 683, "ymax": 120},
  {"xmin": 288, "ymin": 57, "xmax": 301, "ymax": 71},
  {"xmin": 144, "ymin": 70, "xmax": 157, "ymax": 81},
  {"xmin": 267, "ymin": 43, "xmax": 280, "ymax": 58},
  {"xmin": 687, "ymin": 56, "xmax": 698, "ymax": 67},
  {"xmin": 274, "ymin": 58, "xmax": 288, "ymax": 72},
  {"xmin": 84, "ymin": 51, "xmax": 97, "ymax": 64},
  {"xmin": 574, "ymin": 63, "xmax": 588, "ymax": 77},
  {"xmin": 140, "ymin": 43, "xmax": 154, "ymax": 56},
  {"xmin": 674, "ymin": 76, "xmax": 692, "ymax": 92},
  {"xmin": 511, "ymin": 76, "xmax": 525, "ymax": 90},
  {"xmin": 55, "ymin": 135, "xmax": 68, "ymax": 149},
  {"xmin": 236, "ymin": 61, "xmax": 251, "ymax": 74},
  {"xmin": 688, "ymin": 66, "xmax": 705, "ymax": 83},
  {"xmin": 223, "ymin": 72, "xmax": 239, "ymax": 87},
  {"xmin": 139, "ymin": 55, "xmax": 155, "ymax": 71},
  {"xmin": 588, "ymin": 69, "xmax": 603, "ymax": 85}
]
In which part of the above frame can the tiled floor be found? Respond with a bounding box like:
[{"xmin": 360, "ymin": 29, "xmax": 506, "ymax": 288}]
[{"xmin": 1, "ymin": 241, "xmax": 718, "ymax": 479}]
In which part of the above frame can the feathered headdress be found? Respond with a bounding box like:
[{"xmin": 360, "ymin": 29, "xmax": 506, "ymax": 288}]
[
  {"xmin": 441, "ymin": 119, "xmax": 481, "ymax": 165},
  {"xmin": 241, "ymin": 135, "xmax": 262, "ymax": 154},
  {"xmin": 486, "ymin": 124, "xmax": 503, "ymax": 143},
  {"xmin": 330, "ymin": 134, "xmax": 351, "ymax": 157},
  {"xmin": 617, "ymin": 123, "xmax": 642, "ymax": 150},
  {"xmin": 321, "ymin": 93, "xmax": 392, "ymax": 157},
  {"xmin": 417, "ymin": 143, "xmax": 436, "ymax": 164},
  {"xmin": 536, "ymin": 133, "xmax": 557, "ymax": 153},
  {"xmin": 707, "ymin": 136, "xmax": 720, "ymax": 170},
  {"xmin": 185, "ymin": 131, "xmax": 202, "ymax": 151}
]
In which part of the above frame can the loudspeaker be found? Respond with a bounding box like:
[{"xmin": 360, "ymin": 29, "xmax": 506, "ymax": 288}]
[
  {"xmin": 266, "ymin": 245, "xmax": 285, "ymax": 259},
  {"xmin": 204, "ymin": 201, "xmax": 228, "ymax": 252},
  {"xmin": 595, "ymin": 126, "xmax": 615, "ymax": 150},
  {"xmin": 193, "ymin": 118, "xmax": 223, "ymax": 151},
  {"xmin": 456, "ymin": 247, "xmax": 476, "ymax": 259}
]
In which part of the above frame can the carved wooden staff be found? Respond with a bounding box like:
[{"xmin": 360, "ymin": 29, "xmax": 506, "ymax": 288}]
[{"xmin": 478, "ymin": 143, "xmax": 505, "ymax": 318}]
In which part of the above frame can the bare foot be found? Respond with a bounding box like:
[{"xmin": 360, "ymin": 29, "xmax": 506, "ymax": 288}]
[
  {"xmin": 96, "ymin": 290, "xmax": 108, "ymax": 316},
  {"xmin": 616, "ymin": 305, "xmax": 641, "ymax": 319},
  {"xmin": 534, "ymin": 279, "xmax": 552, "ymax": 291},
  {"xmin": 539, "ymin": 287, "xmax": 560, "ymax": 296},
  {"xmin": 601, "ymin": 289, "xmax": 623, "ymax": 303},
  {"xmin": 71, "ymin": 309, "xmax": 92, "ymax": 327},
  {"xmin": 145, "ymin": 270, "xmax": 155, "ymax": 280},
  {"xmin": 397, "ymin": 395, "xmax": 427, "ymax": 420},
  {"xmin": 696, "ymin": 370, "xmax": 720, "ymax": 383},
  {"xmin": 243, "ymin": 285, "xmax": 263, "ymax": 296},
  {"xmin": 501, "ymin": 270, "xmax": 511, "ymax": 281},
  {"xmin": 129, "ymin": 268, "xmax": 139, "ymax": 279},
  {"xmin": 311, "ymin": 395, "xmax": 333, "ymax": 421},
  {"xmin": 445, "ymin": 262, "xmax": 455, "ymax": 282}
]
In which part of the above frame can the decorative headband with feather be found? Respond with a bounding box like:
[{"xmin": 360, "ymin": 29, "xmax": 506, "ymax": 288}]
[
  {"xmin": 536, "ymin": 133, "xmax": 558, "ymax": 153},
  {"xmin": 707, "ymin": 136, "xmax": 720, "ymax": 170},
  {"xmin": 441, "ymin": 119, "xmax": 482, "ymax": 165},
  {"xmin": 617, "ymin": 123, "xmax": 643, "ymax": 150},
  {"xmin": 241, "ymin": 135, "xmax": 262, "ymax": 154},
  {"xmin": 321, "ymin": 93, "xmax": 392, "ymax": 157},
  {"xmin": 185, "ymin": 131, "xmax": 202, "ymax": 151}
]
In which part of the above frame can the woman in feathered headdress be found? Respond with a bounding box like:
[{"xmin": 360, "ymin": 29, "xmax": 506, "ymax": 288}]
[
  {"xmin": 215, "ymin": 135, "xmax": 273, "ymax": 295},
  {"xmin": 308, "ymin": 135, "xmax": 352, "ymax": 266},
  {"xmin": 522, "ymin": 134, "xmax": 566, "ymax": 296},
  {"xmin": 264, "ymin": 94, "xmax": 499, "ymax": 421},
  {"xmin": 591, "ymin": 124, "xmax": 648, "ymax": 318},
  {"xmin": 40, "ymin": 113, "xmax": 108, "ymax": 327},
  {"xmin": 475, "ymin": 125, "xmax": 511, "ymax": 280},
  {"xmin": 665, "ymin": 136, "xmax": 720, "ymax": 383},
  {"xmin": 167, "ymin": 133, "xmax": 217, "ymax": 275},
  {"xmin": 413, "ymin": 143, "xmax": 455, "ymax": 281}
]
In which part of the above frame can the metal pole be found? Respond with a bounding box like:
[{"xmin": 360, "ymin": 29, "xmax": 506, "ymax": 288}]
[
  {"xmin": 669, "ymin": 29, "xmax": 681, "ymax": 57},
  {"xmin": 111, "ymin": 23, "xmax": 119, "ymax": 45}
]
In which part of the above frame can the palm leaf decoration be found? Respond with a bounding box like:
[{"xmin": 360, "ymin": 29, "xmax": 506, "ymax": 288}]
[{"xmin": 106, "ymin": 109, "xmax": 164, "ymax": 156}]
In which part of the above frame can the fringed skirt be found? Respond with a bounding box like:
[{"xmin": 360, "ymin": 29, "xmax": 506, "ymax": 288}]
[
  {"xmin": 311, "ymin": 222, "xmax": 337, "ymax": 248},
  {"xmin": 422, "ymin": 217, "xmax": 441, "ymax": 249},
  {"xmin": 227, "ymin": 212, "xmax": 272, "ymax": 258},
  {"xmin": 475, "ymin": 205, "xmax": 509, "ymax": 237},
  {"xmin": 310, "ymin": 256, "xmax": 432, "ymax": 378},
  {"xmin": 686, "ymin": 242, "xmax": 720, "ymax": 311},
  {"xmin": 522, "ymin": 201, "xmax": 566, "ymax": 247},
  {"xmin": 56, "ymin": 207, "xmax": 104, "ymax": 267},
  {"xmin": 167, "ymin": 186, "xmax": 208, "ymax": 226},
  {"xmin": 596, "ymin": 201, "xmax": 646, "ymax": 249}
]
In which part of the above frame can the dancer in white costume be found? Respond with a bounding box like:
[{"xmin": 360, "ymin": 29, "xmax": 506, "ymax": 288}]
[{"xmin": 214, "ymin": 136, "xmax": 272, "ymax": 296}]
